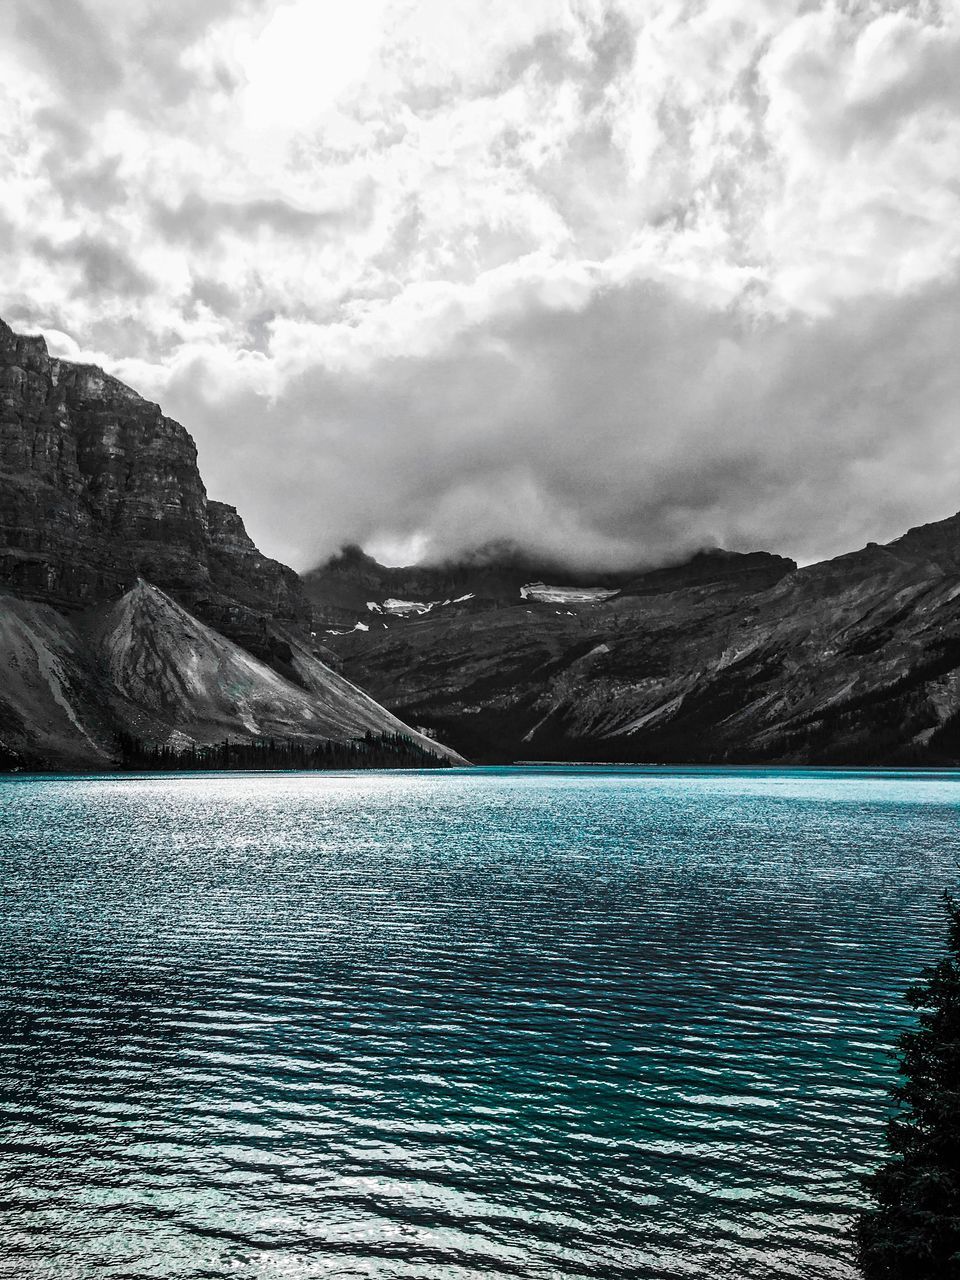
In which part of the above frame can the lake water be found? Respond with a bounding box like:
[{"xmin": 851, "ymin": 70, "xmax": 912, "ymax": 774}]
[{"xmin": 1, "ymin": 766, "xmax": 958, "ymax": 1279}]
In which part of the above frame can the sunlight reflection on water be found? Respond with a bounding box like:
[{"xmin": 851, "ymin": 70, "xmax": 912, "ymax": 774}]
[{"xmin": 1, "ymin": 765, "xmax": 959, "ymax": 1279}]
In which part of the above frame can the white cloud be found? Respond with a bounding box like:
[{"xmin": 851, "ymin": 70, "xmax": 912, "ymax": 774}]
[{"xmin": 1, "ymin": 0, "xmax": 959, "ymax": 570}]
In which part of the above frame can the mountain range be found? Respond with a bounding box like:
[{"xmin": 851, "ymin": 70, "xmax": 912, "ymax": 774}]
[
  {"xmin": 311, "ymin": 527, "xmax": 960, "ymax": 767},
  {"xmin": 4, "ymin": 312, "xmax": 960, "ymax": 771}
]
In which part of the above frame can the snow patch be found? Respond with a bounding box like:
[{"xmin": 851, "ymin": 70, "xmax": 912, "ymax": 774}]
[
  {"xmin": 365, "ymin": 593, "xmax": 476, "ymax": 618},
  {"xmin": 382, "ymin": 598, "xmax": 436, "ymax": 615},
  {"xmin": 520, "ymin": 583, "xmax": 618, "ymax": 604},
  {"xmin": 325, "ymin": 621, "xmax": 370, "ymax": 635}
]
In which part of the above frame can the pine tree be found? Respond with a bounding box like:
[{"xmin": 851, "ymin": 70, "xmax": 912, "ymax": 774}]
[
  {"xmin": 115, "ymin": 730, "xmax": 448, "ymax": 772},
  {"xmin": 856, "ymin": 892, "xmax": 960, "ymax": 1277}
]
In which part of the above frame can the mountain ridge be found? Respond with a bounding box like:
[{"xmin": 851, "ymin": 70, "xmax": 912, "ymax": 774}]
[
  {"xmin": 317, "ymin": 514, "xmax": 960, "ymax": 765},
  {"xmin": 0, "ymin": 316, "xmax": 462, "ymax": 769},
  {"xmin": 303, "ymin": 541, "xmax": 797, "ymax": 629}
]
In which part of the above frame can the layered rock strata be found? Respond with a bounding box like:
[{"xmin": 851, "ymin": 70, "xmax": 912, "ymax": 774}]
[{"xmin": 0, "ymin": 318, "xmax": 311, "ymax": 658}]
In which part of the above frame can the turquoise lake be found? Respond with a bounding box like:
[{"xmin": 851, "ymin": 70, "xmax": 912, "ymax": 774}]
[{"xmin": 1, "ymin": 766, "xmax": 959, "ymax": 1279}]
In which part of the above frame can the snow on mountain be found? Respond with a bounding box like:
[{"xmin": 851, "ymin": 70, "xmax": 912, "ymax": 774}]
[
  {"xmin": 519, "ymin": 583, "xmax": 620, "ymax": 604},
  {"xmin": 366, "ymin": 593, "xmax": 478, "ymax": 618}
]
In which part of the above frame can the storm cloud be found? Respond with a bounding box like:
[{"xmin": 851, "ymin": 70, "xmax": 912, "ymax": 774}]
[{"xmin": 2, "ymin": 1, "xmax": 959, "ymax": 570}]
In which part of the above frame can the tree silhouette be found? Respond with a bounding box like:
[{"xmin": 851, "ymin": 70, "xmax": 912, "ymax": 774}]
[
  {"xmin": 856, "ymin": 892, "xmax": 960, "ymax": 1277},
  {"xmin": 115, "ymin": 730, "xmax": 449, "ymax": 772}
]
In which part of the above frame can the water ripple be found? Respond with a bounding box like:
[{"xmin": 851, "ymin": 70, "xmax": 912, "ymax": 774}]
[{"xmin": 1, "ymin": 766, "xmax": 959, "ymax": 1279}]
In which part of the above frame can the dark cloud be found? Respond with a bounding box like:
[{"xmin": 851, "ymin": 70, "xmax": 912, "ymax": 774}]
[
  {"xmin": 845, "ymin": 24, "xmax": 960, "ymax": 141},
  {"xmin": 49, "ymin": 154, "xmax": 127, "ymax": 216},
  {"xmin": 11, "ymin": 0, "xmax": 246, "ymax": 118},
  {"xmin": 500, "ymin": 6, "xmax": 634, "ymax": 104},
  {"xmin": 152, "ymin": 189, "xmax": 373, "ymax": 249},
  {"xmin": 188, "ymin": 276, "xmax": 243, "ymax": 319},
  {"xmin": 13, "ymin": 0, "xmax": 123, "ymax": 106},
  {"xmin": 157, "ymin": 269, "xmax": 960, "ymax": 572},
  {"xmin": 502, "ymin": 31, "xmax": 581, "ymax": 87},
  {"xmin": 580, "ymin": 7, "xmax": 637, "ymax": 110},
  {"xmin": 32, "ymin": 108, "xmax": 92, "ymax": 153},
  {"xmin": 245, "ymin": 309, "xmax": 276, "ymax": 353},
  {"xmin": 131, "ymin": 0, "xmax": 252, "ymax": 108},
  {"xmin": 31, "ymin": 233, "xmax": 154, "ymax": 300}
]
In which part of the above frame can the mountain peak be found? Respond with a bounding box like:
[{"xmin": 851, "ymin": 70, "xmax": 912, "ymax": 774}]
[{"xmin": 0, "ymin": 314, "xmax": 313, "ymax": 661}]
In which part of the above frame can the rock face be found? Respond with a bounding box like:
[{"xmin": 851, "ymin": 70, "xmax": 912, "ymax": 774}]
[
  {"xmin": 0, "ymin": 317, "xmax": 311, "ymax": 657},
  {"xmin": 314, "ymin": 522, "xmax": 960, "ymax": 766},
  {"xmin": 0, "ymin": 316, "xmax": 463, "ymax": 770}
]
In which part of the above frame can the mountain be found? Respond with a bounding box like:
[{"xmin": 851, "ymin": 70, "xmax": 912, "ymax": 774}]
[
  {"xmin": 301, "ymin": 542, "xmax": 629, "ymax": 628},
  {"xmin": 9, "ymin": 310, "xmax": 960, "ymax": 771},
  {"xmin": 311, "ymin": 522, "xmax": 960, "ymax": 766},
  {"xmin": 303, "ymin": 542, "xmax": 793, "ymax": 630},
  {"xmin": 0, "ymin": 591, "xmax": 114, "ymax": 770},
  {"xmin": 0, "ymin": 317, "xmax": 462, "ymax": 769},
  {"xmin": 0, "ymin": 317, "xmax": 310, "ymax": 663},
  {"xmin": 0, "ymin": 580, "xmax": 458, "ymax": 769}
]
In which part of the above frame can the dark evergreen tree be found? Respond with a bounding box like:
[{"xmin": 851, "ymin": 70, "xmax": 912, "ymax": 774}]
[
  {"xmin": 856, "ymin": 892, "xmax": 960, "ymax": 1278},
  {"xmin": 115, "ymin": 730, "xmax": 449, "ymax": 773}
]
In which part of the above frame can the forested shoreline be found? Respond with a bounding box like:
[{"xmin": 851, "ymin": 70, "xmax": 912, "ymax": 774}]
[{"xmin": 113, "ymin": 731, "xmax": 450, "ymax": 772}]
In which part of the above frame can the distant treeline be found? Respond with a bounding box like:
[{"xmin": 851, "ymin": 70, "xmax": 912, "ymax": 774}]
[{"xmin": 115, "ymin": 730, "xmax": 449, "ymax": 772}]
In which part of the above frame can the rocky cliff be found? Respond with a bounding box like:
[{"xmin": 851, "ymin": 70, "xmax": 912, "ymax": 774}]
[
  {"xmin": 0, "ymin": 318, "xmax": 311, "ymax": 660},
  {"xmin": 0, "ymin": 316, "xmax": 462, "ymax": 770}
]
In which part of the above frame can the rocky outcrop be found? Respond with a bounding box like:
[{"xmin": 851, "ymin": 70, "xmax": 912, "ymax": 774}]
[
  {"xmin": 0, "ymin": 317, "xmax": 312, "ymax": 654},
  {"xmin": 619, "ymin": 548, "xmax": 796, "ymax": 596}
]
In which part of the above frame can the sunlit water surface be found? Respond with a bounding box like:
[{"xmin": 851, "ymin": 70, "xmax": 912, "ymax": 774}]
[{"xmin": 2, "ymin": 766, "xmax": 959, "ymax": 1279}]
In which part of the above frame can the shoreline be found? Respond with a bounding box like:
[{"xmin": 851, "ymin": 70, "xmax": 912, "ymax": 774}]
[{"xmin": 6, "ymin": 760, "xmax": 960, "ymax": 780}]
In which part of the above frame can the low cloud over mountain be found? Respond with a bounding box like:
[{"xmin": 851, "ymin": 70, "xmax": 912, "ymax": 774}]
[{"xmin": 4, "ymin": 1, "xmax": 960, "ymax": 569}]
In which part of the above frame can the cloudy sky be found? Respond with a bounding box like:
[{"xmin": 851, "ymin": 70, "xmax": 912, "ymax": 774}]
[{"xmin": 3, "ymin": 0, "xmax": 959, "ymax": 570}]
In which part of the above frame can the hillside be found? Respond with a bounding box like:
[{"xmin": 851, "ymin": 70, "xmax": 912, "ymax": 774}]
[{"xmin": 313, "ymin": 522, "xmax": 960, "ymax": 765}]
